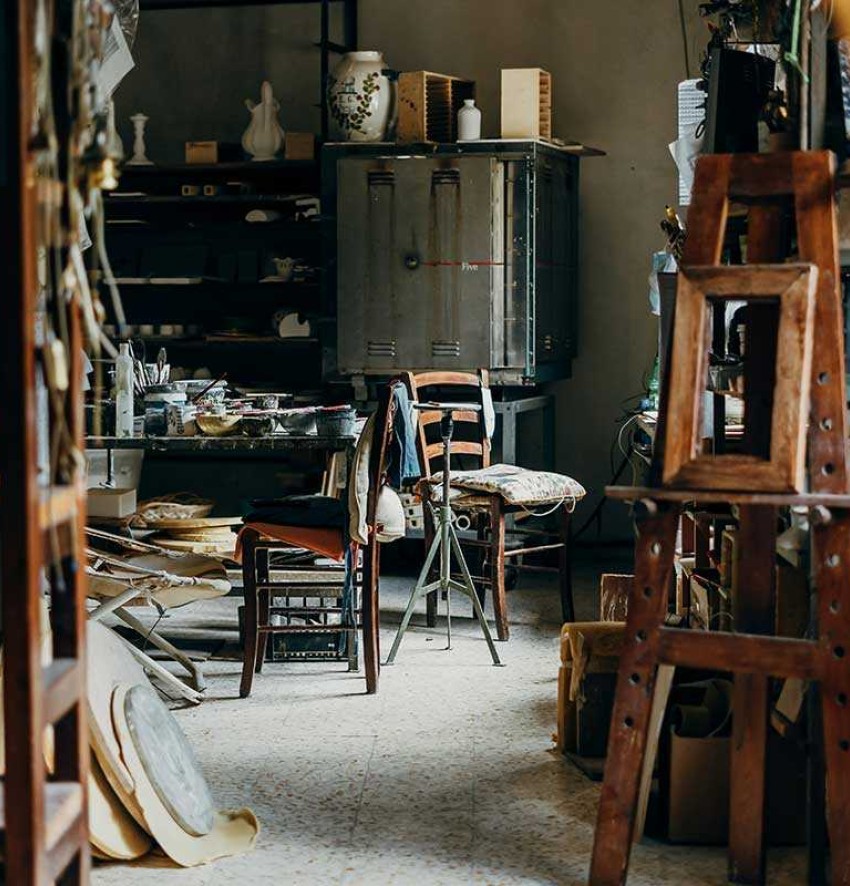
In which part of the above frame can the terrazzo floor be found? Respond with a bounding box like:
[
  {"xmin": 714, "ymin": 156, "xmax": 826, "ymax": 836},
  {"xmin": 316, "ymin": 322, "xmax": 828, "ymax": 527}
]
[{"xmin": 92, "ymin": 550, "xmax": 807, "ymax": 885}]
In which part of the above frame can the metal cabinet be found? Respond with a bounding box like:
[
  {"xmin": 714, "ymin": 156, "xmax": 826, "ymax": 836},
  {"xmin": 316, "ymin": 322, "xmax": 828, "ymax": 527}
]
[{"xmin": 324, "ymin": 141, "xmax": 581, "ymax": 386}]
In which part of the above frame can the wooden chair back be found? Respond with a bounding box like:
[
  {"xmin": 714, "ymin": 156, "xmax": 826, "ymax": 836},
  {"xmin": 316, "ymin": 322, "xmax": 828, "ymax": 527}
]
[{"xmin": 402, "ymin": 370, "xmax": 491, "ymax": 478}]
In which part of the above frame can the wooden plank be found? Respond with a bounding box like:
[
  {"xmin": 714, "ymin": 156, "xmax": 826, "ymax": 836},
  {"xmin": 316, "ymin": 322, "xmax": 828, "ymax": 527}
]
[
  {"xmin": 424, "ymin": 440, "xmax": 485, "ymax": 460},
  {"xmin": 793, "ymin": 151, "xmax": 848, "ymax": 493},
  {"xmin": 42, "ymin": 660, "xmax": 81, "ymax": 725},
  {"xmin": 633, "ymin": 663, "xmax": 675, "ymax": 842},
  {"xmin": 812, "ymin": 513, "xmax": 850, "ymax": 885},
  {"xmin": 727, "ymin": 152, "xmax": 795, "ymax": 200},
  {"xmin": 728, "ymin": 505, "xmax": 776, "ymax": 885},
  {"xmin": 606, "ymin": 486, "xmax": 850, "ymax": 507},
  {"xmin": 590, "ymin": 503, "xmax": 680, "ymax": 884},
  {"xmin": 39, "ymin": 485, "xmax": 79, "ymax": 531},
  {"xmin": 657, "ymin": 629, "xmax": 821, "ymax": 679},
  {"xmin": 43, "ymin": 782, "xmax": 84, "ymax": 854},
  {"xmin": 0, "ymin": 0, "xmax": 48, "ymax": 880}
]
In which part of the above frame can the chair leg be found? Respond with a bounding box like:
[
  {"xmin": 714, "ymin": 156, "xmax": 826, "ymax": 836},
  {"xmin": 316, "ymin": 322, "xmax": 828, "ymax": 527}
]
[
  {"xmin": 489, "ymin": 497, "xmax": 509, "ymax": 641},
  {"xmin": 559, "ymin": 506, "xmax": 575, "ymax": 623},
  {"xmin": 255, "ymin": 547, "xmax": 270, "ymax": 673},
  {"xmin": 476, "ymin": 513, "xmax": 488, "ymax": 608},
  {"xmin": 255, "ymin": 589, "xmax": 270, "ymax": 673},
  {"xmin": 240, "ymin": 530, "xmax": 259, "ymax": 698},
  {"xmin": 362, "ymin": 541, "xmax": 381, "ymax": 694}
]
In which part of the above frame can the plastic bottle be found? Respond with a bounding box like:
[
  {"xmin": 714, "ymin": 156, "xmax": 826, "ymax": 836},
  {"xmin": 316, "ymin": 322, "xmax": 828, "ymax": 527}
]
[
  {"xmin": 115, "ymin": 342, "xmax": 134, "ymax": 437},
  {"xmin": 457, "ymin": 99, "xmax": 482, "ymax": 141}
]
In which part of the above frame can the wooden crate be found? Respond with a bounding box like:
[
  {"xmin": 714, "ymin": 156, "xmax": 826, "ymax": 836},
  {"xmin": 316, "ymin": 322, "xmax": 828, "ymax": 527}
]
[
  {"xmin": 397, "ymin": 71, "xmax": 476, "ymax": 143},
  {"xmin": 500, "ymin": 67, "xmax": 552, "ymax": 140}
]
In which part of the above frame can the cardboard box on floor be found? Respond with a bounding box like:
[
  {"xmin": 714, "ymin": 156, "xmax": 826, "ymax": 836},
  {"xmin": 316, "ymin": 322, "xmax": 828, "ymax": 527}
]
[
  {"xmin": 666, "ymin": 729, "xmax": 807, "ymax": 845},
  {"xmin": 555, "ymin": 621, "xmax": 624, "ymax": 757}
]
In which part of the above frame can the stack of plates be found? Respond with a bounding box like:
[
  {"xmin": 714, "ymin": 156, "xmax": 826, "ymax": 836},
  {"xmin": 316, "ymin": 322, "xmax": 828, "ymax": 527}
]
[{"xmin": 150, "ymin": 516, "xmax": 242, "ymax": 558}]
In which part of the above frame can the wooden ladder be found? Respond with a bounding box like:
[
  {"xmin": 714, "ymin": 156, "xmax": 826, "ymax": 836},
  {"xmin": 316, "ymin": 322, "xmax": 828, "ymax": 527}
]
[
  {"xmin": 589, "ymin": 151, "xmax": 850, "ymax": 885},
  {"xmin": 0, "ymin": 0, "xmax": 91, "ymax": 881}
]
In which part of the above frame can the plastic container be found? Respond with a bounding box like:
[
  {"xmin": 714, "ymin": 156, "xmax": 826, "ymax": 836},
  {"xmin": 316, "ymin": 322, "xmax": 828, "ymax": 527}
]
[{"xmin": 316, "ymin": 407, "xmax": 357, "ymax": 437}]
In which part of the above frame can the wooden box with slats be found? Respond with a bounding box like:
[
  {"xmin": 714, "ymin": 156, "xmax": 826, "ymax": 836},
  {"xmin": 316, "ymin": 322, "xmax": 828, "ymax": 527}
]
[
  {"xmin": 397, "ymin": 71, "xmax": 476, "ymax": 143},
  {"xmin": 500, "ymin": 67, "xmax": 552, "ymax": 140}
]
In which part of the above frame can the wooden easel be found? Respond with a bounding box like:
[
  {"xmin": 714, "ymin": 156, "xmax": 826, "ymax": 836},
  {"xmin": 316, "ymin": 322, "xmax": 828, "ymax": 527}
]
[{"xmin": 589, "ymin": 151, "xmax": 850, "ymax": 885}]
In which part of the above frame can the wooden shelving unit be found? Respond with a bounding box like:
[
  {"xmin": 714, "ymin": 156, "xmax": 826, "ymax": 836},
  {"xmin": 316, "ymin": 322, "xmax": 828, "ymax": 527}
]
[
  {"xmin": 0, "ymin": 1, "xmax": 91, "ymax": 882},
  {"xmin": 105, "ymin": 160, "xmax": 329, "ymax": 390}
]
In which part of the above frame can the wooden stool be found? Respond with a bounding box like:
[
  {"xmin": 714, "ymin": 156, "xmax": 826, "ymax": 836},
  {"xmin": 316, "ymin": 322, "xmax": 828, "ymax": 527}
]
[{"xmin": 589, "ymin": 152, "xmax": 850, "ymax": 885}]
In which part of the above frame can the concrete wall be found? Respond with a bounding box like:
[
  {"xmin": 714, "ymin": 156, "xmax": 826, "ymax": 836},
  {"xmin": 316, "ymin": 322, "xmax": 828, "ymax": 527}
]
[{"xmin": 116, "ymin": 1, "xmax": 703, "ymax": 539}]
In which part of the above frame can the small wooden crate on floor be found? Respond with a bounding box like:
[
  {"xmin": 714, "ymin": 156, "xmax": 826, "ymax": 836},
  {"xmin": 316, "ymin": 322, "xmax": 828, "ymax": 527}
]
[
  {"xmin": 501, "ymin": 68, "xmax": 552, "ymax": 140},
  {"xmin": 397, "ymin": 71, "xmax": 475, "ymax": 143}
]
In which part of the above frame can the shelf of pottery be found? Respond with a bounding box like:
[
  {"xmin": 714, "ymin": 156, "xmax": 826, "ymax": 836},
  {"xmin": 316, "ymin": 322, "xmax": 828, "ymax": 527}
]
[{"xmin": 104, "ymin": 84, "xmax": 327, "ymax": 393}]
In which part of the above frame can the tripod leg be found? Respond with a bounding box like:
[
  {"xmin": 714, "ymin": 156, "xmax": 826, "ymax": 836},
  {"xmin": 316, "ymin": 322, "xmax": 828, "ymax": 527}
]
[
  {"xmin": 385, "ymin": 528, "xmax": 442, "ymax": 665},
  {"xmin": 449, "ymin": 523, "xmax": 502, "ymax": 666}
]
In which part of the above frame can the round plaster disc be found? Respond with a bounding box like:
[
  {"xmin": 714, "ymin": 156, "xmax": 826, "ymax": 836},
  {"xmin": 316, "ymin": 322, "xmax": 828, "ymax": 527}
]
[
  {"xmin": 86, "ymin": 620, "xmax": 148, "ymax": 820},
  {"xmin": 111, "ymin": 684, "xmax": 260, "ymax": 867},
  {"xmin": 122, "ymin": 682, "xmax": 215, "ymax": 837},
  {"xmin": 89, "ymin": 752, "xmax": 152, "ymax": 861}
]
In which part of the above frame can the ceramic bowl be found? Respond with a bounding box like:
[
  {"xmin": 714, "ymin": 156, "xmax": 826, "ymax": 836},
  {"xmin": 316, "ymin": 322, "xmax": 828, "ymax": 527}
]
[{"xmin": 196, "ymin": 414, "xmax": 242, "ymax": 436}]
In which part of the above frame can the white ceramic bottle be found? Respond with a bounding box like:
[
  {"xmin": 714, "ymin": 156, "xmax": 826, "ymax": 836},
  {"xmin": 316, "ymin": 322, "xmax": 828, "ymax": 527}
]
[
  {"xmin": 457, "ymin": 99, "xmax": 482, "ymax": 141},
  {"xmin": 115, "ymin": 342, "xmax": 134, "ymax": 438}
]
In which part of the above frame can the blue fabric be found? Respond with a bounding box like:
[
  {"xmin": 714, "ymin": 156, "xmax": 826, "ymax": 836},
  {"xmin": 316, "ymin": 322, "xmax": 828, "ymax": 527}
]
[{"xmin": 387, "ymin": 382, "xmax": 421, "ymax": 489}]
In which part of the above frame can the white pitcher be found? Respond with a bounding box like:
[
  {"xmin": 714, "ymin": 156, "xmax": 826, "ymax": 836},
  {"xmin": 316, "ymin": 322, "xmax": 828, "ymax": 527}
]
[{"xmin": 242, "ymin": 81, "xmax": 284, "ymax": 161}]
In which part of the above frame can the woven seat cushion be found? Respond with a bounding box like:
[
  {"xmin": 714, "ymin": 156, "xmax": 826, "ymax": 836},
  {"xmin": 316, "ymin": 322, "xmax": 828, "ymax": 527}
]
[{"xmin": 429, "ymin": 464, "xmax": 586, "ymax": 507}]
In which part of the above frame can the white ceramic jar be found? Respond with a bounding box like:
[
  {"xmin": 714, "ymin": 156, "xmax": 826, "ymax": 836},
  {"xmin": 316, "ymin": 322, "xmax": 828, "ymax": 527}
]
[
  {"xmin": 327, "ymin": 51, "xmax": 395, "ymax": 142},
  {"xmin": 457, "ymin": 99, "xmax": 482, "ymax": 141}
]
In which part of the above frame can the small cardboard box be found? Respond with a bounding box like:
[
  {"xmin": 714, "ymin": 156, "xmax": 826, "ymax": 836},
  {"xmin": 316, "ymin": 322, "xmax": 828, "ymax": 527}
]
[
  {"xmin": 556, "ymin": 621, "xmax": 624, "ymax": 755},
  {"xmin": 87, "ymin": 487, "xmax": 137, "ymax": 518},
  {"xmin": 284, "ymin": 132, "xmax": 315, "ymax": 160},
  {"xmin": 501, "ymin": 67, "xmax": 552, "ymax": 140},
  {"xmin": 185, "ymin": 141, "xmax": 219, "ymax": 164}
]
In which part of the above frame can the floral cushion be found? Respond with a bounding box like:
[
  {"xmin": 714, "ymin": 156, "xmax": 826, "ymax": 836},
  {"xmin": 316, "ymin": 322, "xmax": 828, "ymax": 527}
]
[{"xmin": 429, "ymin": 464, "xmax": 586, "ymax": 507}]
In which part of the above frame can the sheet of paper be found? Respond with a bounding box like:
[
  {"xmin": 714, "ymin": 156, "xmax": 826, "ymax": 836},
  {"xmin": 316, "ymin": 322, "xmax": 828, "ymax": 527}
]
[
  {"xmin": 98, "ymin": 15, "xmax": 134, "ymax": 98},
  {"xmin": 669, "ymin": 123, "xmax": 704, "ymax": 208}
]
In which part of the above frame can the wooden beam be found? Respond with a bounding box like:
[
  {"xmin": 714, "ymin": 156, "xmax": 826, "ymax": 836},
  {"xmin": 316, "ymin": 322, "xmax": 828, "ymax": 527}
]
[{"xmin": 657, "ymin": 629, "xmax": 821, "ymax": 680}]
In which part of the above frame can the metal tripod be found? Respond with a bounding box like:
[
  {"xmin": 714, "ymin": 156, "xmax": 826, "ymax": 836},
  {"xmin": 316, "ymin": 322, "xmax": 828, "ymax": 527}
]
[{"xmin": 386, "ymin": 403, "xmax": 503, "ymax": 666}]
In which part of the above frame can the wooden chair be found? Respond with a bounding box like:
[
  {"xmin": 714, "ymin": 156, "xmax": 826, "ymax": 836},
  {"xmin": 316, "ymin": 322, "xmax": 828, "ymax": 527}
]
[
  {"xmin": 403, "ymin": 370, "xmax": 577, "ymax": 640},
  {"xmin": 239, "ymin": 384, "xmax": 395, "ymax": 697}
]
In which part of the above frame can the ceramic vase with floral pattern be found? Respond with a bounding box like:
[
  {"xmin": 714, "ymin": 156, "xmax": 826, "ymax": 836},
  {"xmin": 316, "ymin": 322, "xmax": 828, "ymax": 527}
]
[{"xmin": 327, "ymin": 51, "xmax": 395, "ymax": 142}]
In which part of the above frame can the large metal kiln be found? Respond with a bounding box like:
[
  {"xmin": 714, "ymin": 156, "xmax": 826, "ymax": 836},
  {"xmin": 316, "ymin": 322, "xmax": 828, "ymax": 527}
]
[{"xmin": 326, "ymin": 141, "xmax": 584, "ymax": 385}]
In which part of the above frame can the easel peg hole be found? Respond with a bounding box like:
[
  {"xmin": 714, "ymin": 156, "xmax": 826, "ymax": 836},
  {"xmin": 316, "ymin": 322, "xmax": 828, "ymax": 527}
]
[
  {"xmin": 840, "ymin": 739, "xmax": 850, "ymax": 752},
  {"xmin": 643, "ymin": 587, "xmax": 653, "ymax": 598},
  {"xmin": 649, "ymin": 542, "xmax": 661, "ymax": 556},
  {"xmin": 820, "ymin": 417, "xmax": 833, "ymax": 431},
  {"xmin": 830, "ymin": 600, "xmax": 841, "ymax": 614},
  {"xmin": 624, "ymin": 716, "xmax": 635, "ymax": 728},
  {"xmin": 827, "ymin": 553, "xmax": 841, "ymax": 568},
  {"xmin": 818, "ymin": 371, "xmax": 830, "ymax": 385},
  {"xmin": 629, "ymin": 673, "xmax": 641, "ymax": 686},
  {"xmin": 834, "ymin": 646, "xmax": 846, "ymax": 659},
  {"xmin": 837, "ymin": 692, "xmax": 848, "ymax": 707}
]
